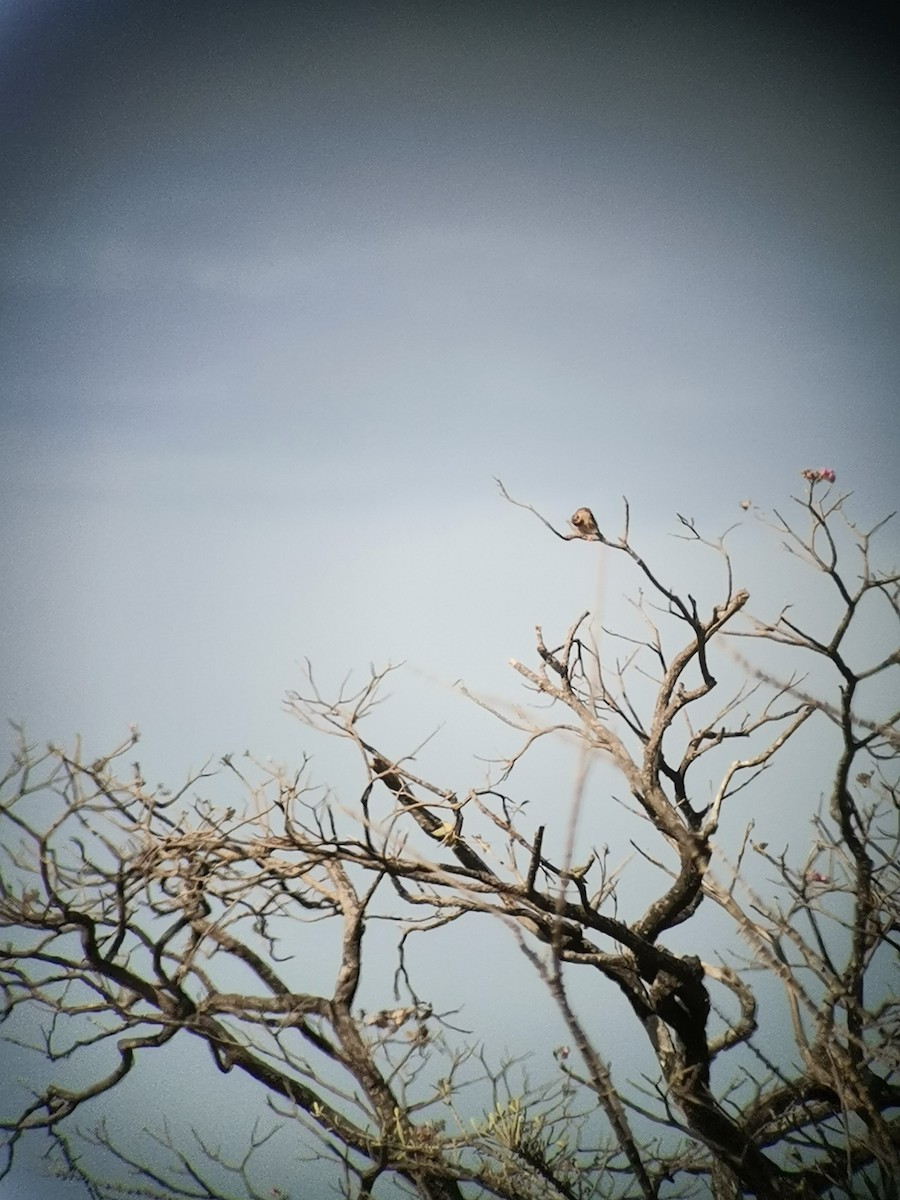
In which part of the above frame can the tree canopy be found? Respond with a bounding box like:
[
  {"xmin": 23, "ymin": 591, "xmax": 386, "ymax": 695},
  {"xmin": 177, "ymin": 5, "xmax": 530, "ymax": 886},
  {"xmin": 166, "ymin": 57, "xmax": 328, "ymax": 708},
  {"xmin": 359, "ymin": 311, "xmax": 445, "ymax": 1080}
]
[{"xmin": 2, "ymin": 475, "xmax": 898, "ymax": 1200}]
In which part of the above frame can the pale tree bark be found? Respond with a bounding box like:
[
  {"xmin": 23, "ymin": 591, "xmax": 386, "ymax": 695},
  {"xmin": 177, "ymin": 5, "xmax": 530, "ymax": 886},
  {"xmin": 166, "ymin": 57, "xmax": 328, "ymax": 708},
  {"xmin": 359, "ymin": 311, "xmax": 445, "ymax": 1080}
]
[{"xmin": 1, "ymin": 473, "xmax": 897, "ymax": 1199}]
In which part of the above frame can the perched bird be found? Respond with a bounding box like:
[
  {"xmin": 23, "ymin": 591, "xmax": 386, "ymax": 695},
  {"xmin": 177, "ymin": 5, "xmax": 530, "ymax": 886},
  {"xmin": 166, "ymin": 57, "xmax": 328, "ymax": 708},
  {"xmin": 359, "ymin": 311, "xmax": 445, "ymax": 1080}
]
[{"xmin": 570, "ymin": 507, "xmax": 601, "ymax": 540}]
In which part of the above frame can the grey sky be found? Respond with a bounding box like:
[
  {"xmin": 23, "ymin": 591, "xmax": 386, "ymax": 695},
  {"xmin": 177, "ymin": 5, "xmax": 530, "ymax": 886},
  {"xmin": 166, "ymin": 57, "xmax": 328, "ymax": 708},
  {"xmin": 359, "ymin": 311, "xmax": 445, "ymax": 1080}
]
[
  {"xmin": 3, "ymin": 0, "xmax": 897, "ymax": 752},
  {"xmin": 1, "ymin": 2, "xmax": 898, "ymax": 1196}
]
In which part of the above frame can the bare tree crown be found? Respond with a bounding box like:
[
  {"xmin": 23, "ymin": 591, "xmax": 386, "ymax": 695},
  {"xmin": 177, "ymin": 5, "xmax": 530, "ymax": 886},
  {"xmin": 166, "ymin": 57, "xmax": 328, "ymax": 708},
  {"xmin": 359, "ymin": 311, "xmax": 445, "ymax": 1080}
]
[{"xmin": 2, "ymin": 473, "xmax": 897, "ymax": 1200}]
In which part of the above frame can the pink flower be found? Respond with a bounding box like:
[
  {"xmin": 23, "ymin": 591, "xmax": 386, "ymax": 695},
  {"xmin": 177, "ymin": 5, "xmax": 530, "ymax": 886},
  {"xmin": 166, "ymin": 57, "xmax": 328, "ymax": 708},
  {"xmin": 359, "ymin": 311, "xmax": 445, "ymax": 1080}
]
[{"xmin": 800, "ymin": 467, "xmax": 837, "ymax": 484}]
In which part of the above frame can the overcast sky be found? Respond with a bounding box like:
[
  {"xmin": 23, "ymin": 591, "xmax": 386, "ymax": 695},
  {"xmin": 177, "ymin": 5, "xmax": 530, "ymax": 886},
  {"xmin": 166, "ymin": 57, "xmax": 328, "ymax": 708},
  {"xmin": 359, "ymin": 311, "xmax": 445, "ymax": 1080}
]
[
  {"xmin": 2, "ymin": 0, "xmax": 898, "ymax": 761},
  {"xmin": 1, "ymin": 2, "xmax": 898, "ymax": 1196}
]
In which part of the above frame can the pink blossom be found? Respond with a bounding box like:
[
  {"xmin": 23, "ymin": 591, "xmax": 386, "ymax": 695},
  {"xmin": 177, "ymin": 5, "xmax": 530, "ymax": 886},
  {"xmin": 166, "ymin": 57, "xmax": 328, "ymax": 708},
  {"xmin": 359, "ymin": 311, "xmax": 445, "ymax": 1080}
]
[{"xmin": 800, "ymin": 467, "xmax": 836, "ymax": 484}]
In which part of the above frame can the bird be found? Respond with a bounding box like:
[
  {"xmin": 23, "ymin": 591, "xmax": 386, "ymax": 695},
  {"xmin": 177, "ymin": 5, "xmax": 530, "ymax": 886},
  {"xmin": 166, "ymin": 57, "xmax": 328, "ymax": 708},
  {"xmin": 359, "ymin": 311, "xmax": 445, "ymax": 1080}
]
[{"xmin": 570, "ymin": 507, "xmax": 601, "ymax": 540}]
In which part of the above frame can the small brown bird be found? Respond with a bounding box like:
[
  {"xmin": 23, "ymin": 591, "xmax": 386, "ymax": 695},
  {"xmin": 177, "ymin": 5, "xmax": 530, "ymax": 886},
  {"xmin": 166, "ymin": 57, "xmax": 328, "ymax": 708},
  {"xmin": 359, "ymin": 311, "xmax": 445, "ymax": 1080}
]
[{"xmin": 570, "ymin": 507, "xmax": 601, "ymax": 540}]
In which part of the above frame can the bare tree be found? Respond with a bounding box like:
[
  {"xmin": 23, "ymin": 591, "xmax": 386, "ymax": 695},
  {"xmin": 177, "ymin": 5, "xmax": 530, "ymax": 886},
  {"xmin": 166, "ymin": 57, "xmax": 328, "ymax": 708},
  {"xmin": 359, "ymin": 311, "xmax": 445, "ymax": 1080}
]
[{"xmin": 1, "ymin": 473, "xmax": 897, "ymax": 1200}]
